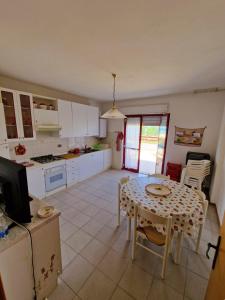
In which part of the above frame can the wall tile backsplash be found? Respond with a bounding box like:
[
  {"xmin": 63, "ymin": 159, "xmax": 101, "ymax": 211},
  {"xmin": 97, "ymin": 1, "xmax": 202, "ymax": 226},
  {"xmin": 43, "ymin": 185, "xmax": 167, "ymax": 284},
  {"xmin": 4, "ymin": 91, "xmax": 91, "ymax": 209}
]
[{"xmin": 9, "ymin": 132, "xmax": 98, "ymax": 161}]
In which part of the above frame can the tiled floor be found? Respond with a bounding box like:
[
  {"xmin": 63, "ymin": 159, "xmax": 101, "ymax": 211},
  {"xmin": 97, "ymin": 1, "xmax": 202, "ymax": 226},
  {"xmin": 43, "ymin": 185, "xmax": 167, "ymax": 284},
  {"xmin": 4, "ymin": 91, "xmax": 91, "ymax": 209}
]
[{"xmin": 46, "ymin": 169, "xmax": 219, "ymax": 300}]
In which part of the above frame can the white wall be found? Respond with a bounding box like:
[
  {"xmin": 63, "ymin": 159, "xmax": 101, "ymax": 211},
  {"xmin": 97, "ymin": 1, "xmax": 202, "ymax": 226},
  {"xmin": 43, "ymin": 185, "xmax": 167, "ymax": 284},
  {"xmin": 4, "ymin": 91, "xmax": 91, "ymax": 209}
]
[
  {"xmin": 102, "ymin": 91, "xmax": 225, "ymax": 170},
  {"xmin": 210, "ymin": 105, "xmax": 225, "ymax": 224}
]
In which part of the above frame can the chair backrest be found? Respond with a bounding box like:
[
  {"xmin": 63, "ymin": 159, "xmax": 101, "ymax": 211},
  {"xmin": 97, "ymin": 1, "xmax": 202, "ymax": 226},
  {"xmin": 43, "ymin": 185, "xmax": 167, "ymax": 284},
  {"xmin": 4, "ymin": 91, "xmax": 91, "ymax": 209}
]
[
  {"xmin": 134, "ymin": 205, "xmax": 172, "ymax": 237},
  {"xmin": 148, "ymin": 174, "xmax": 170, "ymax": 180},
  {"xmin": 119, "ymin": 176, "xmax": 130, "ymax": 186},
  {"xmin": 194, "ymin": 189, "xmax": 206, "ymax": 202},
  {"xmin": 186, "ymin": 160, "xmax": 211, "ymax": 178}
]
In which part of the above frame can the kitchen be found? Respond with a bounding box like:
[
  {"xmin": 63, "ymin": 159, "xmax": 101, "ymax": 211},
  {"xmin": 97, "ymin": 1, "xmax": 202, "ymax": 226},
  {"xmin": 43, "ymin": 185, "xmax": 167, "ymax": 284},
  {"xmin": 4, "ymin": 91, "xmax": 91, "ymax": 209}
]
[{"xmin": 0, "ymin": 87, "xmax": 112, "ymax": 199}]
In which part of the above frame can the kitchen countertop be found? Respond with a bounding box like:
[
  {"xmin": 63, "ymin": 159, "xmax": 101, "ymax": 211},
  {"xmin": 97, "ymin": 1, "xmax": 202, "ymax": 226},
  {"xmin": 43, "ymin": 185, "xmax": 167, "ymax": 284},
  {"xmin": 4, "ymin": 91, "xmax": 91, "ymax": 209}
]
[{"xmin": 17, "ymin": 148, "xmax": 111, "ymax": 168}]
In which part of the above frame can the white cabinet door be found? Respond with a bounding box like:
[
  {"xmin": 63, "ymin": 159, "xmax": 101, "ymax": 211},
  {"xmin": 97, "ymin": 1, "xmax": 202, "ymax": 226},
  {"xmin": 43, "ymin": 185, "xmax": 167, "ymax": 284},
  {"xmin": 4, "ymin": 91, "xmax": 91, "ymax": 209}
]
[
  {"xmin": 34, "ymin": 109, "xmax": 59, "ymax": 125},
  {"xmin": 87, "ymin": 106, "xmax": 99, "ymax": 136},
  {"xmin": 72, "ymin": 103, "xmax": 88, "ymax": 137},
  {"xmin": 103, "ymin": 149, "xmax": 112, "ymax": 170},
  {"xmin": 58, "ymin": 99, "xmax": 74, "ymax": 138},
  {"xmin": 26, "ymin": 167, "xmax": 46, "ymax": 199},
  {"xmin": 99, "ymin": 119, "xmax": 107, "ymax": 138},
  {"xmin": 0, "ymin": 144, "xmax": 10, "ymax": 159},
  {"xmin": 0, "ymin": 88, "xmax": 35, "ymax": 141},
  {"xmin": 0, "ymin": 103, "xmax": 7, "ymax": 144},
  {"xmin": 0, "ymin": 88, "xmax": 21, "ymax": 141},
  {"xmin": 17, "ymin": 92, "xmax": 36, "ymax": 140},
  {"xmin": 66, "ymin": 158, "xmax": 80, "ymax": 186},
  {"xmin": 78, "ymin": 155, "xmax": 90, "ymax": 181}
]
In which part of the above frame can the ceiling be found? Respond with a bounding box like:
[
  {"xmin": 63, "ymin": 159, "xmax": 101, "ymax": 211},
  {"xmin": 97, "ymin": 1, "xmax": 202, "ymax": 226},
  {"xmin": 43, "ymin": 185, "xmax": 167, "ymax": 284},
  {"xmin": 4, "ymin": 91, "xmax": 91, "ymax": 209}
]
[{"xmin": 0, "ymin": 0, "xmax": 225, "ymax": 101}]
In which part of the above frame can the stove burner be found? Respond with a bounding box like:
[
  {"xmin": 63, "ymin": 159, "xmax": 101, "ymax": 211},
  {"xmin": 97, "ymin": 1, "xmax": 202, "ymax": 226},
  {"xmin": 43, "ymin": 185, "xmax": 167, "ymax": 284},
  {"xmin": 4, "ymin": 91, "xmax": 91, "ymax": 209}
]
[{"xmin": 31, "ymin": 155, "xmax": 63, "ymax": 164}]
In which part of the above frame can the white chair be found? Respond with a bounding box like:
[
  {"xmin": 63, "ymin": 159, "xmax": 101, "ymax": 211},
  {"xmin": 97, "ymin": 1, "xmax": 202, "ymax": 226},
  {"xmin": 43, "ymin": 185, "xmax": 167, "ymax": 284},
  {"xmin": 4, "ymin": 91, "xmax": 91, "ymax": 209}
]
[
  {"xmin": 194, "ymin": 190, "xmax": 208, "ymax": 253},
  {"xmin": 132, "ymin": 205, "xmax": 173, "ymax": 279},
  {"xmin": 117, "ymin": 176, "xmax": 131, "ymax": 240},
  {"xmin": 148, "ymin": 174, "xmax": 170, "ymax": 180},
  {"xmin": 180, "ymin": 160, "xmax": 210, "ymax": 190}
]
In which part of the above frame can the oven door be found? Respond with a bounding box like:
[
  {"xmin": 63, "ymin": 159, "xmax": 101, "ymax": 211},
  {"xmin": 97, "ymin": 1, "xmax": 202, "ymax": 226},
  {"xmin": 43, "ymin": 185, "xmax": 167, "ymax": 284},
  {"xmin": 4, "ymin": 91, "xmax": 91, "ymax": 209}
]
[{"xmin": 45, "ymin": 165, "xmax": 67, "ymax": 192}]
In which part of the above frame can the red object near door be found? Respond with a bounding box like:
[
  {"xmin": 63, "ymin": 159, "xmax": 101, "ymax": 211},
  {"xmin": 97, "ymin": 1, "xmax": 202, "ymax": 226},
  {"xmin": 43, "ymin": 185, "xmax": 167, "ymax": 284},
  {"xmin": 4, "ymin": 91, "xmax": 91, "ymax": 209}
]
[{"xmin": 166, "ymin": 162, "xmax": 182, "ymax": 182}]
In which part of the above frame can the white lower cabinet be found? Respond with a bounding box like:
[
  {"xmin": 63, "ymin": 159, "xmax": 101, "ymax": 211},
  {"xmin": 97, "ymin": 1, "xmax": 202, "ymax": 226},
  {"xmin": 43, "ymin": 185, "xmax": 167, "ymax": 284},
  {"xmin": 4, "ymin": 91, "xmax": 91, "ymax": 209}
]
[
  {"xmin": 66, "ymin": 149, "xmax": 111, "ymax": 186},
  {"xmin": 0, "ymin": 201, "xmax": 61, "ymax": 300},
  {"xmin": 26, "ymin": 150, "xmax": 112, "ymax": 198},
  {"xmin": 26, "ymin": 167, "xmax": 45, "ymax": 199}
]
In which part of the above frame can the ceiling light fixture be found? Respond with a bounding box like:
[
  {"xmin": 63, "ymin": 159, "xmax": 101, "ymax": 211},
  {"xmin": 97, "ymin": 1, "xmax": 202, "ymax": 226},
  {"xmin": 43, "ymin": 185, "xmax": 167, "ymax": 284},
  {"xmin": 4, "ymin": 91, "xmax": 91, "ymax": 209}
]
[{"xmin": 101, "ymin": 73, "xmax": 126, "ymax": 119}]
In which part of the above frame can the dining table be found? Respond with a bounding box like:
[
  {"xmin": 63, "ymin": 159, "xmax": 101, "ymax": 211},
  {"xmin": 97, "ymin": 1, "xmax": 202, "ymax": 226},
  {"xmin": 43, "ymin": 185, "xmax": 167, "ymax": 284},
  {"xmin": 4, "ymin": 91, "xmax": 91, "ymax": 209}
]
[{"xmin": 120, "ymin": 176, "xmax": 205, "ymax": 262}]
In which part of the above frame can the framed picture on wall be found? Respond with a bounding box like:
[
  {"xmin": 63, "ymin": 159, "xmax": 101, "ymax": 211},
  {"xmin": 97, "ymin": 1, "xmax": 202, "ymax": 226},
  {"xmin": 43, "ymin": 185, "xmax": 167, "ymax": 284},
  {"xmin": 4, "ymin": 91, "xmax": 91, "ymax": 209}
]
[{"xmin": 174, "ymin": 126, "xmax": 206, "ymax": 146}]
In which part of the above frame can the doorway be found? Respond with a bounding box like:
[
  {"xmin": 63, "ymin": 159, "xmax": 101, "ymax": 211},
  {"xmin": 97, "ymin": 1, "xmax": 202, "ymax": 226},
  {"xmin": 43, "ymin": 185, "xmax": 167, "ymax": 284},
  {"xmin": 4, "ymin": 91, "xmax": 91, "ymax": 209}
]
[{"xmin": 123, "ymin": 114, "xmax": 170, "ymax": 174}]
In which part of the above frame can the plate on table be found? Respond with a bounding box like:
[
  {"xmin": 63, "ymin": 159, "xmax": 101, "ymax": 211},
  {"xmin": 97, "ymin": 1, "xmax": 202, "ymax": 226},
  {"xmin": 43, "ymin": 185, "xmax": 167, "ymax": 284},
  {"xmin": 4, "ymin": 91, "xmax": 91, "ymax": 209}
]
[
  {"xmin": 37, "ymin": 206, "xmax": 55, "ymax": 218},
  {"xmin": 145, "ymin": 184, "xmax": 171, "ymax": 197}
]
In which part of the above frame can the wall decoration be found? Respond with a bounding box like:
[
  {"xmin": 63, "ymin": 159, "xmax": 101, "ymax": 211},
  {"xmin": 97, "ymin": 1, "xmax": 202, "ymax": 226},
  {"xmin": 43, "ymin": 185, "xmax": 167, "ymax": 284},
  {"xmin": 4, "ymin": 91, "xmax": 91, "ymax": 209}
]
[{"xmin": 174, "ymin": 126, "xmax": 206, "ymax": 146}]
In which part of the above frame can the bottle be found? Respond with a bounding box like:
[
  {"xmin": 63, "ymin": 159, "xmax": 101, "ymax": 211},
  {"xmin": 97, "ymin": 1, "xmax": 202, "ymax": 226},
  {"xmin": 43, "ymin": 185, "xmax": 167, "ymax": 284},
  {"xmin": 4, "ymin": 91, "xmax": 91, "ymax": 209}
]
[{"xmin": 0, "ymin": 212, "xmax": 8, "ymax": 239}]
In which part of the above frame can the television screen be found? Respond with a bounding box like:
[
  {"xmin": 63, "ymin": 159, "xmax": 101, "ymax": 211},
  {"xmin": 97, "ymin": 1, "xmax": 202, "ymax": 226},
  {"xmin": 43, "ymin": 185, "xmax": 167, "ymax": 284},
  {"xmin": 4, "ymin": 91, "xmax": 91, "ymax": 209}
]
[{"xmin": 0, "ymin": 157, "xmax": 31, "ymax": 223}]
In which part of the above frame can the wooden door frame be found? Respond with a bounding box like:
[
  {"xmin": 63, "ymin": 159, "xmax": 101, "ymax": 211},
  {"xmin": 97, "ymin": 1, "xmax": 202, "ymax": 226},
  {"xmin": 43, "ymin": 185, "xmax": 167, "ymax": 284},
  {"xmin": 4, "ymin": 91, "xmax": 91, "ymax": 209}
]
[{"xmin": 122, "ymin": 113, "xmax": 170, "ymax": 174}]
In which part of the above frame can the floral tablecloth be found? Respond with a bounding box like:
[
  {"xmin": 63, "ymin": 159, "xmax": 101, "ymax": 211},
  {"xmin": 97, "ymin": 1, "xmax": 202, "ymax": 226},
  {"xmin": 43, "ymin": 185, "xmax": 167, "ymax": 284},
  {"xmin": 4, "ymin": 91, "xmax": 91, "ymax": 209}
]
[{"xmin": 121, "ymin": 177, "xmax": 204, "ymax": 236}]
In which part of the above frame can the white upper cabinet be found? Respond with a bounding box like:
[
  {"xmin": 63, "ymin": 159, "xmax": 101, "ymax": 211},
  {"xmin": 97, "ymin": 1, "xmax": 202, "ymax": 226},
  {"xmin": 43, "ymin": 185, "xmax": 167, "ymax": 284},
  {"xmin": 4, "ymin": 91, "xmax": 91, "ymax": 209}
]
[
  {"xmin": 0, "ymin": 88, "xmax": 35, "ymax": 141},
  {"xmin": 58, "ymin": 99, "xmax": 74, "ymax": 137},
  {"xmin": 87, "ymin": 106, "xmax": 99, "ymax": 136},
  {"xmin": 72, "ymin": 102, "xmax": 88, "ymax": 137},
  {"xmin": 99, "ymin": 119, "xmax": 107, "ymax": 138},
  {"xmin": 72, "ymin": 102, "xmax": 99, "ymax": 137}
]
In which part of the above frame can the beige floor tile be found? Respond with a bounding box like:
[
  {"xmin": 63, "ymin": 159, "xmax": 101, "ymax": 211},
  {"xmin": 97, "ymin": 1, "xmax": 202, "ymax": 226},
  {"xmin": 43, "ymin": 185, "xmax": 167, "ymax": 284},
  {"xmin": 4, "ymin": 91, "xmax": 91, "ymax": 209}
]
[
  {"xmin": 93, "ymin": 209, "xmax": 113, "ymax": 225},
  {"xmin": 66, "ymin": 229, "xmax": 93, "ymax": 253},
  {"xmin": 61, "ymin": 255, "xmax": 94, "ymax": 293},
  {"xmin": 82, "ymin": 204, "xmax": 99, "ymax": 217},
  {"xmin": 133, "ymin": 245, "xmax": 160, "ymax": 275},
  {"xmin": 98, "ymin": 249, "xmax": 129, "ymax": 283},
  {"xmin": 60, "ymin": 221, "xmax": 79, "ymax": 241},
  {"xmin": 48, "ymin": 278, "xmax": 76, "ymax": 300},
  {"xmin": 80, "ymin": 238, "xmax": 109, "ymax": 265},
  {"xmin": 148, "ymin": 279, "xmax": 183, "ymax": 300},
  {"xmin": 72, "ymin": 200, "xmax": 90, "ymax": 212},
  {"xmin": 61, "ymin": 207, "xmax": 80, "ymax": 221},
  {"xmin": 119, "ymin": 263, "xmax": 153, "ymax": 300},
  {"xmin": 186, "ymin": 250, "xmax": 211, "ymax": 279},
  {"xmin": 82, "ymin": 219, "xmax": 103, "ymax": 236},
  {"xmin": 184, "ymin": 271, "xmax": 208, "ymax": 300},
  {"xmin": 78, "ymin": 269, "xmax": 116, "ymax": 300},
  {"xmin": 96, "ymin": 226, "xmax": 122, "ymax": 246},
  {"xmin": 111, "ymin": 234, "xmax": 132, "ymax": 258},
  {"xmin": 154, "ymin": 258, "xmax": 187, "ymax": 294},
  {"xmin": 70, "ymin": 212, "xmax": 91, "ymax": 228},
  {"xmin": 61, "ymin": 242, "xmax": 77, "ymax": 269},
  {"xmin": 111, "ymin": 287, "xmax": 135, "ymax": 300}
]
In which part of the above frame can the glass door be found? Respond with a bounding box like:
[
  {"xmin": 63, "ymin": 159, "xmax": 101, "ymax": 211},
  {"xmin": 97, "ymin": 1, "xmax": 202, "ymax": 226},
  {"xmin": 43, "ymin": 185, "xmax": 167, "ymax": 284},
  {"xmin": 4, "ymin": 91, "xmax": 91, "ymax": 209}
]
[
  {"xmin": 123, "ymin": 114, "xmax": 170, "ymax": 174},
  {"xmin": 1, "ymin": 90, "xmax": 19, "ymax": 140},
  {"xmin": 18, "ymin": 93, "xmax": 34, "ymax": 139},
  {"xmin": 123, "ymin": 117, "xmax": 141, "ymax": 172}
]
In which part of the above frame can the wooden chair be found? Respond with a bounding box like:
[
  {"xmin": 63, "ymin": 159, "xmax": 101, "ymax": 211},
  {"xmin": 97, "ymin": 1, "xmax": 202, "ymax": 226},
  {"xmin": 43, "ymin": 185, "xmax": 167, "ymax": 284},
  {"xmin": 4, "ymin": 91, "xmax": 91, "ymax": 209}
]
[
  {"xmin": 117, "ymin": 176, "xmax": 131, "ymax": 240},
  {"xmin": 132, "ymin": 205, "xmax": 173, "ymax": 279},
  {"xmin": 148, "ymin": 174, "xmax": 170, "ymax": 180}
]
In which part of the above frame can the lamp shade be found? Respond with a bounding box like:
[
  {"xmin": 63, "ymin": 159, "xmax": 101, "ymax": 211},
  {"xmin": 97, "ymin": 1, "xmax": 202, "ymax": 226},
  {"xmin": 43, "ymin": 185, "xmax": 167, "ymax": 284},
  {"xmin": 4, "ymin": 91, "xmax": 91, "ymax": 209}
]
[{"xmin": 101, "ymin": 106, "xmax": 126, "ymax": 119}]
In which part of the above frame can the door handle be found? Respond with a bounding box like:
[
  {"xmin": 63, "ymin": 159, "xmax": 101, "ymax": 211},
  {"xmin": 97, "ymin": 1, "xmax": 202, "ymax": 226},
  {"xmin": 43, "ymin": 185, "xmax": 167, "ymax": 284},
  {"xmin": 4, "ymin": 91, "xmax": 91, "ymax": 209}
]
[{"xmin": 206, "ymin": 235, "xmax": 221, "ymax": 270}]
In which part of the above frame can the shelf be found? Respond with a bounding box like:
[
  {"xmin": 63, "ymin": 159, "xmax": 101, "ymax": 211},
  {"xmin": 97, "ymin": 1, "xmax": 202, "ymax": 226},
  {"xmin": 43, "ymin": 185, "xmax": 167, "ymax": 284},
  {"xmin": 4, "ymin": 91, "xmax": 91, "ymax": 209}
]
[{"xmin": 3, "ymin": 105, "xmax": 14, "ymax": 108}]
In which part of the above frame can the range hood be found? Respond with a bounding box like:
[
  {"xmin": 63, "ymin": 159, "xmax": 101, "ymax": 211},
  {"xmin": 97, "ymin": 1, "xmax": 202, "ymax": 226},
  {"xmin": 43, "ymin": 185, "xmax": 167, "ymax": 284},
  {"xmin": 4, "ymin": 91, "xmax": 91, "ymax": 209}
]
[{"xmin": 36, "ymin": 124, "xmax": 62, "ymax": 131}]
